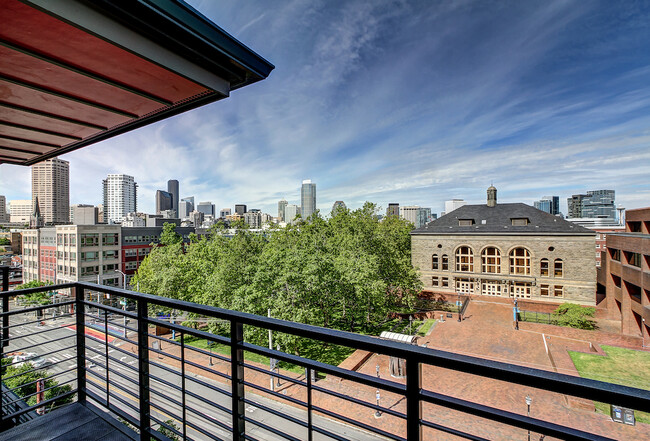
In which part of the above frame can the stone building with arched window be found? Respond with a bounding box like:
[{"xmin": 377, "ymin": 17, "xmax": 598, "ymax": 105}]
[{"xmin": 411, "ymin": 187, "xmax": 597, "ymax": 305}]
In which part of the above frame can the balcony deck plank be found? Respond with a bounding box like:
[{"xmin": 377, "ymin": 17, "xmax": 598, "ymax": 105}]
[{"xmin": 0, "ymin": 402, "xmax": 135, "ymax": 441}]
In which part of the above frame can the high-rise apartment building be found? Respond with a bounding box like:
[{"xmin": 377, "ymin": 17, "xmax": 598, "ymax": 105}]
[
  {"xmin": 155, "ymin": 190, "xmax": 173, "ymax": 214},
  {"xmin": 301, "ymin": 180, "xmax": 316, "ymax": 219},
  {"xmin": 387, "ymin": 203, "xmax": 399, "ymax": 217},
  {"xmin": 198, "ymin": 202, "xmax": 215, "ymax": 216},
  {"xmin": 168, "ymin": 180, "xmax": 179, "ymax": 217},
  {"xmin": 534, "ymin": 196, "xmax": 560, "ymax": 215},
  {"xmin": 220, "ymin": 208, "xmax": 231, "ymax": 218},
  {"xmin": 278, "ymin": 199, "xmax": 288, "ymax": 222},
  {"xmin": 244, "ymin": 210, "xmax": 262, "ymax": 229},
  {"xmin": 103, "ymin": 174, "xmax": 137, "ymax": 224},
  {"xmin": 32, "ymin": 157, "xmax": 69, "ymax": 224},
  {"xmin": 568, "ymin": 190, "xmax": 615, "ymax": 219}
]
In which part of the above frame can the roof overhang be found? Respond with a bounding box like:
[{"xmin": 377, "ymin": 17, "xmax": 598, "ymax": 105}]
[{"xmin": 0, "ymin": 0, "xmax": 274, "ymax": 166}]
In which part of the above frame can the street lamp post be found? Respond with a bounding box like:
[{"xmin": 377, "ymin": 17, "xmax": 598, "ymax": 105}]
[
  {"xmin": 376, "ymin": 364, "xmax": 380, "ymax": 378},
  {"xmin": 643, "ymin": 318, "xmax": 646, "ymax": 348},
  {"xmin": 409, "ymin": 315, "xmax": 413, "ymax": 334},
  {"xmin": 375, "ymin": 390, "xmax": 381, "ymax": 418},
  {"xmin": 526, "ymin": 395, "xmax": 532, "ymax": 441},
  {"xmin": 114, "ymin": 270, "xmax": 127, "ymax": 337}
]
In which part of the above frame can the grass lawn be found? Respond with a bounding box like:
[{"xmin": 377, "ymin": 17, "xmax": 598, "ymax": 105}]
[
  {"xmin": 569, "ymin": 345, "xmax": 650, "ymax": 424},
  {"xmin": 417, "ymin": 319, "xmax": 436, "ymax": 337}
]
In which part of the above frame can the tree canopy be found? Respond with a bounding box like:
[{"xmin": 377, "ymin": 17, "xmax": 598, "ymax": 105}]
[{"xmin": 133, "ymin": 203, "xmax": 421, "ymax": 357}]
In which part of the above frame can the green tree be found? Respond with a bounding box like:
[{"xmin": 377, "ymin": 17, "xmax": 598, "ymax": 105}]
[
  {"xmin": 1, "ymin": 359, "xmax": 73, "ymax": 408},
  {"xmin": 14, "ymin": 280, "xmax": 53, "ymax": 305},
  {"xmin": 159, "ymin": 222, "xmax": 182, "ymax": 245},
  {"xmin": 0, "ymin": 237, "xmax": 10, "ymax": 245}
]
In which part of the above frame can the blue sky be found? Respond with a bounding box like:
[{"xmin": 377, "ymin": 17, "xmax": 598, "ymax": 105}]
[{"xmin": 1, "ymin": 0, "xmax": 649, "ymax": 216}]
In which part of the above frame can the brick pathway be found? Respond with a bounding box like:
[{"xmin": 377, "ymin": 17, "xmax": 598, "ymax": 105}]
[{"xmin": 112, "ymin": 301, "xmax": 648, "ymax": 440}]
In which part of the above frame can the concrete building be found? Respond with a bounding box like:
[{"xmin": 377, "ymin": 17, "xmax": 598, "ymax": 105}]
[
  {"xmin": 103, "ymin": 174, "xmax": 137, "ymax": 224},
  {"xmin": 301, "ymin": 179, "xmax": 316, "ymax": 219},
  {"xmin": 285, "ymin": 204, "xmax": 300, "ymax": 224},
  {"xmin": 70, "ymin": 204, "xmax": 98, "ymax": 225},
  {"xmin": 400, "ymin": 206, "xmax": 432, "ymax": 229},
  {"xmin": 168, "ymin": 180, "xmax": 179, "ymax": 218},
  {"xmin": 278, "ymin": 199, "xmax": 288, "ymax": 222},
  {"xmin": 21, "ymin": 228, "xmax": 40, "ymax": 283},
  {"xmin": 122, "ymin": 212, "xmax": 146, "ymax": 227},
  {"xmin": 600, "ymin": 207, "xmax": 650, "ymax": 338},
  {"xmin": 411, "ymin": 187, "xmax": 596, "ymax": 305},
  {"xmin": 9, "ymin": 200, "xmax": 32, "ymax": 223},
  {"xmin": 38, "ymin": 227, "xmax": 57, "ymax": 283},
  {"xmin": 31, "ymin": 157, "xmax": 69, "ymax": 224},
  {"xmin": 190, "ymin": 210, "xmax": 205, "ymax": 227},
  {"xmin": 534, "ymin": 196, "xmax": 560, "ymax": 215},
  {"xmin": 234, "ymin": 204, "xmax": 247, "ymax": 216},
  {"xmin": 244, "ymin": 210, "xmax": 262, "ymax": 229},
  {"xmin": 179, "ymin": 197, "xmax": 194, "ymax": 219},
  {"xmin": 386, "ymin": 203, "xmax": 399, "ymax": 217},
  {"xmin": 198, "ymin": 202, "xmax": 216, "ymax": 217},
  {"xmin": 155, "ymin": 190, "xmax": 173, "ymax": 215},
  {"xmin": 220, "ymin": 208, "xmax": 231, "ymax": 219}
]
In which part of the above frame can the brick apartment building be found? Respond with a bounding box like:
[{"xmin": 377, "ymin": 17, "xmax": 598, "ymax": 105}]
[
  {"xmin": 411, "ymin": 187, "xmax": 597, "ymax": 305},
  {"xmin": 600, "ymin": 207, "xmax": 650, "ymax": 337}
]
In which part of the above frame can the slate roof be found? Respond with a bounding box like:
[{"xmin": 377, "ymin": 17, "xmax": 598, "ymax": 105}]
[{"xmin": 411, "ymin": 203, "xmax": 595, "ymax": 235}]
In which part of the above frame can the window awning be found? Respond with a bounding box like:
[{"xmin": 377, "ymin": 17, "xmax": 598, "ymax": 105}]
[{"xmin": 0, "ymin": 0, "xmax": 274, "ymax": 166}]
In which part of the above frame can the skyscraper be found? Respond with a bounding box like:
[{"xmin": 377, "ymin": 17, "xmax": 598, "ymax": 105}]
[
  {"xmin": 387, "ymin": 203, "xmax": 399, "ymax": 217},
  {"xmin": 32, "ymin": 157, "xmax": 69, "ymax": 224},
  {"xmin": 168, "ymin": 180, "xmax": 179, "ymax": 217},
  {"xmin": 444, "ymin": 199, "xmax": 466, "ymax": 215},
  {"xmin": 197, "ymin": 202, "xmax": 215, "ymax": 216},
  {"xmin": 155, "ymin": 190, "xmax": 173, "ymax": 215},
  {"xmin": 284, "ymin": 204, "xmax": 300, "ymax": 224},
  {"xmin": 0, "ymin": 196, "xmax": 7, "ymax": 223},
  {"xmin": 103, "ymin": 174, "xmax": 137, "ymax": 223},
  {"xmin": 301, "ymin": 180, "xmax": 316, "ymax": 219},
  {"xmin": 534, "ymin": 196, "xmax": 560, "ymax": 215},
  {"xmin": 235, "ymin": 204, "xmax": 247, "ymax": 216},
  {"xmin": 278, "ymin": 199, "xmax": 288, "ymax": 222}
]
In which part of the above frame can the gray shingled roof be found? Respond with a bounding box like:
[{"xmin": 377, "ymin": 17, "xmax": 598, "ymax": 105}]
[{"xmin": 411, "ymin": 203, "xmax": 594, "ymax": 235}]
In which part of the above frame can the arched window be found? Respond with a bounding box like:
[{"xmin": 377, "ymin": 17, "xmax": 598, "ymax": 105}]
[
  {"xmin": 540, "ymin": 259, "xmax": 549, "ymax": 277},
  {"xmin": 554, "ymin": 259, "xmax": 563, "ymax": 278},
  {"xmin": 509, "ymin": 248, "xmax": 530, "ymax": 275},
  {"xmin": 455, "ymin": 246, "xmax": 474, "ymax": 272},
  {"xmin": 481, "ymin": 247, "xmax": 501, "ymax": 273},
  {"xmin": 442, "ymin": 255, "xmax": 449, "ymax": 270},
  {"xmin": 432, "ymin": 254, "xmax": 439, "ymax": 270}
]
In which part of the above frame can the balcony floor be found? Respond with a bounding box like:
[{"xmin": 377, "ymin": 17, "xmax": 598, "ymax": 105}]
[{"xmin": 0, "ymin": 402, "xmax": 136, "ymax": 441}]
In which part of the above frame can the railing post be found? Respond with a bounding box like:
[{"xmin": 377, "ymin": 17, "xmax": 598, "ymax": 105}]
[
  {"xmin": 307, "ymin": 367, "xmax": 313, "ymax": 441},
  {"xmin": 406, "ymin": 356, "xmax": 421, "ymax": 440},
  {"xmin": 1, "ymin": 266, "xmax": 8, "ymax": 347},
  {"xmin": 137, "ymin": 299, "xmax": 151, "ymax": 440},
  {"xmin": 74, "ymin": 285, "xmax": 86, "ymax": 405},
  {"xmin": 231, "ymin": 320, "xmax": 245, "ymax": 440}
]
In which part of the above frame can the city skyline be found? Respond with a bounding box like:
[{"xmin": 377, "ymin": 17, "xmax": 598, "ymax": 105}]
[{"xmin": 1, "ymin": 1, "xmax": 649, "ymax": 216}]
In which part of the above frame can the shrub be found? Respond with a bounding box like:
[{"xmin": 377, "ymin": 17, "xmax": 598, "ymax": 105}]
[{"xmin": 553, "ymin": 303, "xmax": 596, "ymax": 330}]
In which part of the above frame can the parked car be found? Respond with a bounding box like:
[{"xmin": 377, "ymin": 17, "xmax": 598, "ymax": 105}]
[{"xmin": 6, "ymin": 352, "xmax": 49, "ymax": 369}]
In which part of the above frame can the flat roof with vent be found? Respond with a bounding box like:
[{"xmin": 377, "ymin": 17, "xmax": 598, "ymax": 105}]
[{"xmin": 0, "ymin": 0, "xmax": 274, "ymax": 166}]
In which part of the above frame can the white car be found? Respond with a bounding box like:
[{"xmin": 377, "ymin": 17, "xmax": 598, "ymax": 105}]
[{"xmin": 7, "ymin": 352, "xmax": 49, "ymax": 369}]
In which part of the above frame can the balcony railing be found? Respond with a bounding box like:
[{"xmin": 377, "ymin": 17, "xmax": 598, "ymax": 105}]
[{"xmin": 1, "ymin": 267, "xmax": 650, "ymax": 440}]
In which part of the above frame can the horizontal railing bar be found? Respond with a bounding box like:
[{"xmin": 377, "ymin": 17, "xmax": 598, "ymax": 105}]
[
  {"xmin": 2, "ymin": 377, "xmax": 76, "ymax": 407},
  {"xmin": 2, "ymin": 363, "xmax": 76, "ymax": 390},
  {"xmin": 183, "ymin": 357, "xmax": 231, "ymax": 381},
  {"xmin": 106, "ymin": 389, "xmax": 140, "ymax": 414},
  {"xmin": 86, "ymin": 358, "xmax": 139, "ymax": 387},
  {"xmin": 150, "ymin": 386, "xmax": 183, "ymax": 409},
  {"xmin": 85, "ymin": 301, "xmax": 138, "ymax": 320},
  {"xmin": 242, "ymin": 361, "xmax": 305, "ymax": 386},
  {"xmin": 2, "ymin": 343, "xmax": 77, "ymax": 370},
  {"xmin": 420, "ymin": 389, "xmax": 615, "ymax": 441},
  {"xmin": 184, "ymin": 403, "xmax": 233, "ymax": 434},
  {"xmin": 242, "ymin": 397, "xmax": 307, "ymax": 428},
  {"xmin": 1, "ymin": 283, "xmax": 76, "ymax": 297},
  {"xmin": 149, "ymin": 414, "xmax": 185, "ymax": 441},
  {"xmin": 145, "ymin": 315, "xmax": 230, "ymax": 346},
  {"xmin": 6, "ymin": 333, "xmax": 74, "ymax": 355},
  {"xmin": 88, "ymin": 368, "xmax": 139, "ymax": 400},
  {"xmin": 0, "ymin": 390, "xmax": 77, "ymax": 422},
  {"xmin": 149, "ymin": 373, "xmax": 183, "ymax": 393},
  {"xmin": 182, "ymin": 341, "xmax": 231, "ymax": 364},
  {"xmin": 182, "ymin": 410, "xmax": 230, "ymax": 441},
  {"xmin": 149, "ymin": 395, "xmax": 184, "ymax": 421},
  {"xmin": 311, "ymin": 382, "xmax": 407, "ymax": 420},
  {"xmin": 183, "ymin": 372, "xmax": 231, "ymax": 398},
  {"xmin": 241, "ymin": 380, "xmax": 307, "ymax": 408},
  {"xmin": 2, "ymin": 322, "xmax": 68, "ymax": 342},
  {"xmin": 82, "ymin": 313, "xmax": 139, "ymax": 334},
  {"xmin": 420, "ymin": 419, "xmax": 490, "ymax": 441},
  {"xmin": 242, "ymin": 342, "xmax": 407, "ymax": 395},
  {"xmin": 86, "ymin": 389, "xmax": 137, "ymax": 426},
  {"xmin": 312, "ymin": 404, "xmax": 406, "ymax": 441},
  {"xmin": 243, "ymin": 415, "xmax": 302, "ymax": 441},
  {"xmin": 148, "ymin": 345, "xmax": 182, "ymax": 362},
  {"xmin": 83, "ymin": 337, "xmax": 138, "ymax": 363},
  {"xmin": 0, "ymin": 300, "xmax": 75, "ymax": 317},
  {"xmin": 310, "ymin": 424, "xmax": 349, "ymax": 441},
  {"xmin": 148, "ymin": 359, "xmax": 183, "ymax": 378},
  {"xmin": 183, "ymin": 386, "xmax": 232, "ymax": 417},
  {"xmin": 147, "ymin": 332, "xmax": 182, "ymax": 347},
  {"xmin": 5, "ymin": 312, "xmax": 74, "ymax": 329}
]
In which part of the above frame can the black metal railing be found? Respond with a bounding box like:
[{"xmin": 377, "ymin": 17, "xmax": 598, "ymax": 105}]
[{"xmin": 1, "ymin": 270, "xmax": 650, "ymax": 440}]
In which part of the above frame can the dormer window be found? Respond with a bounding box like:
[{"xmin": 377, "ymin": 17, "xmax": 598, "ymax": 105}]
[
  {"xmin": 458, "ymin": 219, "xmax": 475, "ymax": 226},
  {"xmin": 511, "ymin": 218, "xmax": 529, "ymax": 226}
]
